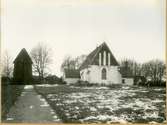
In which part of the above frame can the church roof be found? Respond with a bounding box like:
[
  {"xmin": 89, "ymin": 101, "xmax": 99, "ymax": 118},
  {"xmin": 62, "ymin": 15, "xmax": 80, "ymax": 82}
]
[
  {"xmin": 79, "ymin": 42, "xmax": 119, "ymax": 70},
  {"xmin": 64, "ymin": 69, "xmax": 80, "ymax": 78},
  {"xmin": 14, "ymin": 48, "xmax": 33, "ymax": 64}
]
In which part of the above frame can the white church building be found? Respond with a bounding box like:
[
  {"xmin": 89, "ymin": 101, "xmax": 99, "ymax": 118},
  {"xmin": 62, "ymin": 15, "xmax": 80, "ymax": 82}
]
[
  {"xmin": 79, "ymin": 42, "xmax": 122, "ymax": 84},
  {"xmin": 63, "ymin": 42, "xmax": 134, "ymax": 85}
]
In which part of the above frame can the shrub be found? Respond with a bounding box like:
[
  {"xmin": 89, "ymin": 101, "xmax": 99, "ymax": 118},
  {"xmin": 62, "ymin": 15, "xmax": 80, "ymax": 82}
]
[
  {"xmin": 73, "ymin": 81, "xmax": 97, "ymax": 87},
  {"xmin": 139, "ymin": 80, "xmax": 166, "ymax": 87}
]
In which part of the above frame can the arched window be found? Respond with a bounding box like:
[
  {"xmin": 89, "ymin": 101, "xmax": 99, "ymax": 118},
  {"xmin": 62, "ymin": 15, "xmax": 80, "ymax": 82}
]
[{"xmin": 102, "ymin": 68, "xmax": 107, "ymax": 80}]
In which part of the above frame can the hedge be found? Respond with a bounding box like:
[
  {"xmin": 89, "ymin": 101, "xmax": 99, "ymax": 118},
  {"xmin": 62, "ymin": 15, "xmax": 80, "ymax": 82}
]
[{"xmin": 1, "ymin": 78, "xmax": 24, "ymax": 120}]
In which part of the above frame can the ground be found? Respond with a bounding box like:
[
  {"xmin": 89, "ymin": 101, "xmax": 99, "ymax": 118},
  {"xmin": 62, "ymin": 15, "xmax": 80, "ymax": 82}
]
[
  {"xmin": 34, "ymin": 84, "xmax": 166, "ymax": 123},
  {"xmin": 4, "ymin": 84, "xmax": 166, "ymax": 123}
]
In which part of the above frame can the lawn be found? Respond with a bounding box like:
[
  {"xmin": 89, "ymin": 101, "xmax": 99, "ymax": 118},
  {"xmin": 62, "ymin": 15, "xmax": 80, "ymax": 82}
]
[{"xmin": 34, "ymin": 84, "xmax": 166, "ymax": 123}]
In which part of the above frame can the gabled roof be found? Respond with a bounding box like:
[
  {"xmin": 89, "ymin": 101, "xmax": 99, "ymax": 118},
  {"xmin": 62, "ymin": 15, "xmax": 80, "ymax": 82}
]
[
  {"xmin": 64, "ymin": 69, "xmax": 80, "ymax": 78},
  {"xmin": 79, "ymin": 42, "xmax": 119, "ymax": 70},
  {"xmin": 14, "ymin": 48, "xmax": 33, "ymax": 64}
]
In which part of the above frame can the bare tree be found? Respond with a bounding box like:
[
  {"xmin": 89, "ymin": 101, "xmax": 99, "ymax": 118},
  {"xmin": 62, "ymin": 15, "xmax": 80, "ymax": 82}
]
[
  {"xmin": 61, "ymin": 55, "xmax": 75, "ymax": 72},
  {"xmin": 74, "ymin": 54, "xmax": 87, "ymax": 69},
  {"xmin": 1, "ymin": 51, "xmax": 13, "ymax": 78},
  {"xmin": 61, "ymin": 54, "xmax": 87, "ymax": 72},
  {"xmin": 120, "ymin": 59, "xmax": 139, "ymax": 76},
  {"xmin": 30, "ymin": 42, "xmax": 52, "ymax": 80},
  {"xmin": 141, "ymin": 59, "xmax": 166, "ymax": 82},
  {"xmin": 132, "ymin": 61, "xmax": 142, "ymax": 76}
]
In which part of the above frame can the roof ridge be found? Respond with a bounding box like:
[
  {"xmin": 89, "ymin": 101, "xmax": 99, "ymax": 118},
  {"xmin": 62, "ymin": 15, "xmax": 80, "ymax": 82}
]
[
  {"xmin": 14, "ymin": 48, "xmax": 32, "ymax": 64},
  {"xmin": 79, "ymin": 42, "xmax": 119, "ymax": 70},
  {"xmin": 104, "ymin": 43, "xmax": 119, "ymax": 65}
]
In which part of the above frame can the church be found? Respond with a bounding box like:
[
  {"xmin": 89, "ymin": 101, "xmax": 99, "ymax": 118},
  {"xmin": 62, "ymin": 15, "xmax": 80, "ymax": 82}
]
[
  {"xmin": 79, "ymin": 42, "xmax": 122, "ymax": 84},
  {"xmin": 63, "ymin": 42, "xmax": 123, "ymax": 84}
]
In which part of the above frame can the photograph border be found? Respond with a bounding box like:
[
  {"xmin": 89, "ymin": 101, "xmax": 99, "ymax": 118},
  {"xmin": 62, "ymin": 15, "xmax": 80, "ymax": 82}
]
[{"xmin": 0, "ymin": 0, "xmax": 166, "ymax": 124}]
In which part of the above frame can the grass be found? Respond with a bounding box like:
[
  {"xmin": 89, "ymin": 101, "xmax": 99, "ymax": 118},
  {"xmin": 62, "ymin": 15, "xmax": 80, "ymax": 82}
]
[
  {"xmin": 34, "ymin": 84, "xmax": 166, "ymax": 123},
  {"xmin": 1, "ymin": 84, "xmax": 25, "ymax": 120}
]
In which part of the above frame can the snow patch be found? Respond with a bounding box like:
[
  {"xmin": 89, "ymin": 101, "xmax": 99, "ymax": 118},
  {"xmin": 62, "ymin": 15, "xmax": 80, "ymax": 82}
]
[
  {"xmin": 83, "ymin": 86, "xmax": 109, "ymax": 90},
  {"xmin": 6, "ymin": 117, "xmax": 14, "ymax": 121},
  {"xmin": 63, "ymin": 100, "xmax": 77, "ymax": 104},
  {"xmin": 65, "ymin": 113, "xmax": 70, "ymax": 116},
  {"xmin": 50, "ymin": 98, "xmax": 58, "ymax": 101},
  {"xmin": 47, "ymin": 94, "xmax": 55, "ymax": 98},
  {"xmin": 53, "ymin": 115, "xmax": 58, "ymax": 119},
  {"xmin": 38, "ymin": 94, "xmax": 50, "ymax": 107},
  {"xmin": 135, "ymin": 99, "xmax": 157, "ymax": 110},
  {"xmin": 81, "ymin": 115, "xmax": 127, "ymax": 123},
  {"xmin": 143, "ymin": 111, "xmax": 159, "ymax": 119},
  {"xmin": 36, "ymin": 84, "xmax": 58, "ymax": 87},
  {"xmin": 51, "ymin": 111, "xmax": 55, "ymax": 115},
  {"xmin": 52, "ymin": 115, "xmax": 61, "ymax": 122},
  {"xmin": 39, "ymin": 98, "xmax": 46, "ymax": 102},
  {"xmin": 154, "ymin": 88, "xmax": 163, "ymax": 91},
  {"xmin": 152, "ymin": 99, "xmax": 163, "ymax": 103},
  {"xmin": 90, "ymin": 107, "xmax": 97, "ymax": 111},
  {"xmin": 122, "ymin": 86, "xmax": 130, "ymax": 90},
  {"xmin": 149, "ymin": 121, "xmax": 158, "ymax": 124},
  {"xmin": 117, "ymin": 119, "xmax": 127, "ymax": 124},
  {"xmin": 56, "ymin": 103, "xmax": 63, "ymax": 106},
  {"xmin": 24, "ymin": 85, "xmax": 34, "ymax": 89},
  {"xmin": 140, "ymin": 90, "xmax": 148, "ymax": 93},
  {"xmin": 29, "ymin": 105, "xmax": 34, "ymax": 109},
  {"xmin": 21, "ymin": 92, "xmax": 27, "ymax": 96},
  {"xmin": 75, "ymin": 106, "xmax": 79, "ymax": 110},
  {"xmin": 53, "ymin": 119, "xmax": 60, "ymax": 122},
  {"xmin": 40, "ymin": 101, "xmax": 49, "ymax": 107}
]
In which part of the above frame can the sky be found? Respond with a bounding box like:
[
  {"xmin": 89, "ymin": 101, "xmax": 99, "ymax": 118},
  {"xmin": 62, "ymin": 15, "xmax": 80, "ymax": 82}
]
[{"xmin": 1, "ymin": 0, "xmax": 166, "ymax": 77}]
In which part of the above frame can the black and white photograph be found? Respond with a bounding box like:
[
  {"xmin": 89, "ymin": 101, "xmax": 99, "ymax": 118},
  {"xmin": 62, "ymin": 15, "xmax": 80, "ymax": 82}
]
[{"xmin": 1, "ymin": 0, "xmax": 166, "ymax": 124}]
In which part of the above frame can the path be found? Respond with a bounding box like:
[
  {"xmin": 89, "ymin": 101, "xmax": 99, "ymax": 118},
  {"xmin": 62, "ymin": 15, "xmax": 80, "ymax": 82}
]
[{"xmin": 4, "ymin": 85, "xmax": 61, "ymax": 123}]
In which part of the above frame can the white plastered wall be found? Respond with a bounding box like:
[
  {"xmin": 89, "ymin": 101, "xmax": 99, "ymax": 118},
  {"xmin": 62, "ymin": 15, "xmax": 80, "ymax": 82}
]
[
  {"xmin": 80, "ymin": 65, "xmax": 122, "ymax": 84},
  {"xmin": 122, "ymin": 78, "xmax": 134, "ymax": 85}
]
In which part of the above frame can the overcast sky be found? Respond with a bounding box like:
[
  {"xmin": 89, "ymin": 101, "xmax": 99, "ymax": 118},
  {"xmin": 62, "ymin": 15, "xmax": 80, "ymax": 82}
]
[{"xmin": 1, "ymin": 0, "xmax": 166, "ymax": 77}]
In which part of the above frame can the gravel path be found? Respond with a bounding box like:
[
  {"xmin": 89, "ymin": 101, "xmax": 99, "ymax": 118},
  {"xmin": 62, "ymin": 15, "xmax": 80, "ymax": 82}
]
[{"xmin": 4, "ymin": 85, "xmax": 61, "ymax": 123}]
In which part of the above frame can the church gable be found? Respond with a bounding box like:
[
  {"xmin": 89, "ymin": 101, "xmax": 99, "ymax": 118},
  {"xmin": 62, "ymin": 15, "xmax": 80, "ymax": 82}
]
[
  {"xmin": 79, "ymin": 42, "xmax": 119, "ymax": 70},
  {"xmin": 92, "ymin": 43, "xmax": 118, "ymax": 66}
]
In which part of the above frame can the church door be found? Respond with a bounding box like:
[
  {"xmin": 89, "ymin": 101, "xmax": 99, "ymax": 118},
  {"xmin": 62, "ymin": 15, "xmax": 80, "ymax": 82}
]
[{"xmin": 102, "ymin": 68, "xmax": 107, "ymax": 80}]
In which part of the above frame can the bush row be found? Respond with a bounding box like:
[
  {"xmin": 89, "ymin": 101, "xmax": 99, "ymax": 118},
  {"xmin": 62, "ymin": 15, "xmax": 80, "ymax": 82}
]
[
  {"xmin": 73, "ymin": 80, "xmax": 166, "ymax": 88},
  {"xmin": 137, "ymin": 81, "xmax": 166, "ymax": 87},
  {"xmin": 71, "ymin": 80, "xmax": 122, "ymax": 88}
]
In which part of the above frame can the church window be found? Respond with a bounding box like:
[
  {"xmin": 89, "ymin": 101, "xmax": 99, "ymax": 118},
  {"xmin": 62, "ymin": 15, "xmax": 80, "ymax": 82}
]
[
  {"xmin": 99, "ymin": 53, "xmax": 101, "ymax": 66},
  {"xmin": 108, "ymin": 53, "xmax": 110, "ymax": 66},
  {"xmin": 102, "ymin": 68, "xmax": 107, "ymax": 80},
  {"xmin": 103, "ymin": 51, "xmax": 106, "ymax": 65}
]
